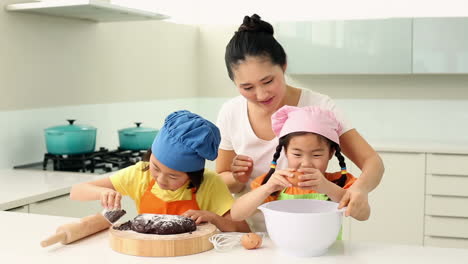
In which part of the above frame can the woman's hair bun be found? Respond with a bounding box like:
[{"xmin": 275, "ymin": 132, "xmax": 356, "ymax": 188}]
[{"xmin": 238, "ymin": 14, "xmax": 274, "ymax": 35}]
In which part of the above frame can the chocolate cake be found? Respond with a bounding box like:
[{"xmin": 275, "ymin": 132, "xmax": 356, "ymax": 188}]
[
  {"xmin": 104, "ymin": 209, "xmax": 126, "ymax": 223},
  {"xmin": 114, "ymin": 214, "xmax": 197, "ymax": 235}
]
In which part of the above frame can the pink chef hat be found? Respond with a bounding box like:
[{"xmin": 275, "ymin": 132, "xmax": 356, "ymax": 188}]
[{"xmin": 271, "ymin": 105, "xmax": 343, "ymax": 145}]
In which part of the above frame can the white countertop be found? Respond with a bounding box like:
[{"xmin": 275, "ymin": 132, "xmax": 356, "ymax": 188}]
[
  {"xmin": 1, "ymin": 211, "xmax": 468, "ymax": 263},
  {"xmin": 0, "ymin": 169, "xmax": 111, "ymax": 210}
]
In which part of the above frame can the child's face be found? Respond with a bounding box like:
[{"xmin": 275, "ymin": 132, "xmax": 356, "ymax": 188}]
[
  {"xmin": 149, "ymin": 154, "xmax": 190, "ymax": 191},
  {"xmin": 285, "ymin": 133, "xmax": 334, "ymax": 173},
  {"xmin": 232, "ymin": 56, "xmax": 287, "ymax": 113}
]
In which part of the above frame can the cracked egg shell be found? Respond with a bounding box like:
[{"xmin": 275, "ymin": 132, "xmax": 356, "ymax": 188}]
[{"xmin": 286, "ymin": 171, "xmax": 304, "ymax": 186}]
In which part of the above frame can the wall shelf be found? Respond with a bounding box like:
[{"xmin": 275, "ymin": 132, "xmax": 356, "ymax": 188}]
[{"xmin": 5, "ymin": 0, "xmax": 169, "ymax": 22}]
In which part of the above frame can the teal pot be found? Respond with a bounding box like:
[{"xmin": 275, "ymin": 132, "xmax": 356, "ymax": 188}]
[
  {"xmin": 118, "ymin": 122, "xmax": 158, "ymax": 151},
  {"xmin": 44, "ymin": 120, "xmax": 97, "ymax": 155}
]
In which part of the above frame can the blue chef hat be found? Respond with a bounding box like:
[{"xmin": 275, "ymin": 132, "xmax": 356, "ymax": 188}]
[{"xmin": 152, "ymin": 110, "xmax": 221, "ymax": 172}]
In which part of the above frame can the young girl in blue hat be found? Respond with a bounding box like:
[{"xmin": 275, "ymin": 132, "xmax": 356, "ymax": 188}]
[{"xmin": 71, "ymin": 110, "xmax": 250, "ymax": 232}]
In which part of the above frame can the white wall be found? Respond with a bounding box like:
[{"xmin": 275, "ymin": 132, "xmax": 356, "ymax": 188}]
[
  {"xmin": 197, "ymin": 25, "xmax": 239, "ymax": 97},
  {"xmin": 3, "ymin": 95, "xmax": 466, "ymax": 169},
  {"xmin": 196, "ymin": 97, "xmax": 468, "ymax": 144},
  {"xmin": 0, "ymin": 0, "xmax": 199, "ymax": 111}
]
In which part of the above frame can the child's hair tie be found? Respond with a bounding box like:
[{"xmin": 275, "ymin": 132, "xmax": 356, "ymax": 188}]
[
  {"xmin": 270, "ymin": 161, "xmax": 277, "ymax": 169},
  {"xmin": 341, "ymin": 167, "xmax": 347, "ymax": 175}
]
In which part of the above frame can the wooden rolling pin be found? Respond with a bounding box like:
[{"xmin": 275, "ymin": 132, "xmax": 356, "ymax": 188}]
[{"xmin": 41, "ymin": 210, "xmax": 126, "ymax": 247}]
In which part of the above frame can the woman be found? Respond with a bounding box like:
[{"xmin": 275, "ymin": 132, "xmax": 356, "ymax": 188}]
[{"xmin": 216, "ymin": 14, "xmax": 384, "ymax": 221}]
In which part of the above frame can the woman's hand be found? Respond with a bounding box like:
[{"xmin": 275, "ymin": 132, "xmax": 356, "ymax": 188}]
[
  {"xmin": 100, "ymin": 189, "xmax": 122, "ymax": 210},
  {"xmin": 264, "ymin": 169, "xmax": 294, "ymax": 193},
  {"xmin": 231, "ymin": 155, "xmax": 253, "ymax": 183},
  {"xmin": 183, "ymin": 210, "xmax": 217, "ymax": 224},
  {"xmin": 297, "ymin": 167, "xmax": 330, "ymax": 193},
  {"xmin": 338, "ymin": 185, "xmax": 371, "ymax": 220}
]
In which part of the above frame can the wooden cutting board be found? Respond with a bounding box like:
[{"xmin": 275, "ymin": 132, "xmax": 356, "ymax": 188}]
[{"xmin": 109, "ymin": 223, "xmax": 218, "ymax": 257}]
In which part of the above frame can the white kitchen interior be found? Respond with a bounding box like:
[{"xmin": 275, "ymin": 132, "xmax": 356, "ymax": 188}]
[{"xmin": 1, "ymin": 0, "xmax": 468, "ymax": 262}]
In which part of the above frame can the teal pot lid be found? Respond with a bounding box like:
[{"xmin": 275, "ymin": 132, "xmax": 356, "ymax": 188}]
[
  {"xmin": 119, "ymin": 122, "xmax": 158, "ymax": 133},
  {"xmin": 45, "ymin": 119, "xmax": 96, "ymax": 132}
]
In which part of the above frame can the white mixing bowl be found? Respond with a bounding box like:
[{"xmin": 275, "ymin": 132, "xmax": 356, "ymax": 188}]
[{"xmin": 258, "ymin": 199, "xmax": 344, "ymax": 257}]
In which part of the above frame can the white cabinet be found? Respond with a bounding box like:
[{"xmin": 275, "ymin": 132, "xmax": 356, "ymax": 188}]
[
  {"xmin": 28, "ymin": 194, "xmax": 137, "ymax": 221},
  {"xmin": 325, "ymin": 150, "xmax": 468, "ymax": 247},
  {"xmin": 424, "ymin": 153, "xmax": 468, "ymax": 249},
  {"xmin": 413, "ymin": 18, "xmax": 468, "ymax": 73},
  {"xmin": 275, "ymin": 19, "xmax": 412, "ymax": 74},
  {"xmin": 349, "ymin": 152, "xmax": 425, "ymax": 245}
]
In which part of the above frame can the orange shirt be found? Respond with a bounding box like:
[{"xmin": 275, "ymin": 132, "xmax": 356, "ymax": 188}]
[{"xmin": 250, "ymin": 171, "xmax": 357, "ymax": 203}]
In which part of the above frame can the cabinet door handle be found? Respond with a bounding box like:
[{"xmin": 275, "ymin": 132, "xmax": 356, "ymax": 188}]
[{"xmin": 7, "ymin": 205, "xmax": 24, "ymax": 210}]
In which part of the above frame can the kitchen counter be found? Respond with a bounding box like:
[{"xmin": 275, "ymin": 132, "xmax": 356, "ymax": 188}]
[
  {"xmin": 0, "ymin": 169, "xmax": 111, "ymax": 210},
  {"xmin": 1, "ymin": 211, "xmax": 468, "ymax": 263}
]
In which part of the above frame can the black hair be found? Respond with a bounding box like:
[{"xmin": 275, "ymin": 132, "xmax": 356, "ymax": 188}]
[
  {"xmin": 261, "ymin": 132, "xmax": 347, "ymax": 189},
  {"xmin": 142, "ymin": 149, "xmax": 204, "ymax": 192},
  {"xmin": 225, "ymin": 14, "xmax": 287, "ymax": 80}
]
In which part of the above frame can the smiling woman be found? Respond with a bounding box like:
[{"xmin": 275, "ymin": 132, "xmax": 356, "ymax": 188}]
[{"xmin": 215, "ymin": 14, "xmax": 384, "ymax": 230}]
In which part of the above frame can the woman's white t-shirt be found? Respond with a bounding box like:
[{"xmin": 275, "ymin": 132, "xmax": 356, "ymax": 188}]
[{"xmin": 216, "ymin": 89, "xmax": 353, "ymax": 187}]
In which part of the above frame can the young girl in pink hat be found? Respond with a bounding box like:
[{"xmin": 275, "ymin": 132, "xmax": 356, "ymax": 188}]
[{"xmin": 230, "ymin": 105, "xmax": 370, "ymax": 232}]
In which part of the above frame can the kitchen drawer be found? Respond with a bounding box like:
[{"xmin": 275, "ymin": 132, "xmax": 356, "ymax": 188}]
[
  {"xmin": 426, "ymin": 174, "xmax": 468, "ymax": 197},
  {"xmin": 427, "ymin": 154, "xmax": 468, "ymax": 176},
  {"xmin": 425, "ymin": 216, "xmax": 468, "ymax": 239},
  {"xmin": 424, "ymin": 236, "xmax": 468, "ymax": 249},
  {"xmin": 426, "ymin": 195, "xmax": 468, "ymax": 217}
]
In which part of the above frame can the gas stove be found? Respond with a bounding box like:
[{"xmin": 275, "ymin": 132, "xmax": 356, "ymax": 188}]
[{"xmin": 14, "ymin": 147, "xmax": 147, "ymax": 174}]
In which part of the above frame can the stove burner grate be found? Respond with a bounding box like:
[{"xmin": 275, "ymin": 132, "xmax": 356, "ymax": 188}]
[{"xmin": 42, "ymin": 147, "xmax": 147, "ymax": 173}]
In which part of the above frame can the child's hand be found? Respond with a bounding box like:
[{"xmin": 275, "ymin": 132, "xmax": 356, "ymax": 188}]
[
  {"xmin": 297, "ymin": 167, "xmax": 330, "ymax": 193},
  {"xmin": 264, "ymin": 169, "xmax": 294, "ymax": 193},
  {"xmin": 100, "ymin": 189, "xmax": 122, "ymax": 210},
  {"xmin": 182, "ymin": 210, "xmax": 217, "ymax": 224}
]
